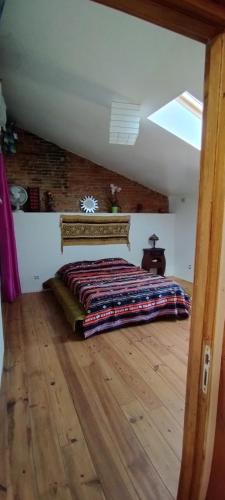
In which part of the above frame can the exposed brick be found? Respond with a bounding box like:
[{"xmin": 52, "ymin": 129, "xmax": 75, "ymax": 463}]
[{"xmin": 5, "ymin": 128, "xmax": 169, "ymax": 213}]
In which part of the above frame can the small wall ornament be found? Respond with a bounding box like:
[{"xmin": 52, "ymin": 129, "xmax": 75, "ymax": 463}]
[
  {"xmin": 45, "ymin": 190, "xmax": 55, "ymax": 212},
  {"xmin": 80, "ymin": 195, "xmax": 99, "ymax": 214}
]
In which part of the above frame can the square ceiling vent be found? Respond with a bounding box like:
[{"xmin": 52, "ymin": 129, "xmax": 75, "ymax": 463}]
[{"xmin": 109, "ymin": 101, "xmax": 141, "ymax": 145}]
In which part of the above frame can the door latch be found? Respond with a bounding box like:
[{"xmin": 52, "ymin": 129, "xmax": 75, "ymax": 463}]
[{"xmin": 202, "ymin": 344, "xmax": 211, "ymax": 395}]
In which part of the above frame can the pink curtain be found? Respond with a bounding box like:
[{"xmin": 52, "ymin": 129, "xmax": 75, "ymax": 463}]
[{"xmin": 0, "ymin": 153, "xmax": 21, "ymax": 301}]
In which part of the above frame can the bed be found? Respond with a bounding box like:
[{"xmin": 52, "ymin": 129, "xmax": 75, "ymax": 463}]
[{"xmin": 44, "ymin": 258, "xmax": 190, "ymax": 338}]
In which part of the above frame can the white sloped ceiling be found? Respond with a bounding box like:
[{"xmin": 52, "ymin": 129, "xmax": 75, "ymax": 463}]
[{"xmin": 0, "ymin": 0, "xmax": 205, "ymax": 195}]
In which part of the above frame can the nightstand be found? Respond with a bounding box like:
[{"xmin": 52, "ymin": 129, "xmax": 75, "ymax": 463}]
[{"xmin": 142, "ymin": 248, "xmax": 166, "ymax": 276}]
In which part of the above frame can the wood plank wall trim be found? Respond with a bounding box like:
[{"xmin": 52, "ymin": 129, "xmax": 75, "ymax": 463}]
[
  {"xmin": 91, "ymin": 0, "xmax": 225, "ymax": 42},
  {"xmin": 178, "ymin": 33, "xmax": 225, "ymax": 500}
]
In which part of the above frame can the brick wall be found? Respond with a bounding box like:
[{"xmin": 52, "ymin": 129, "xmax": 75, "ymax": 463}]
[{"xmin": 5, "ymin": 129, "xmax": 169, "ymax": 213}]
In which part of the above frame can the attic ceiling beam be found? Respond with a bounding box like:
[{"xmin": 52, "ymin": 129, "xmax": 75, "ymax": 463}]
[{"xmin": 91, "ymin": 0, "xmax": 225, "ymax": 43}]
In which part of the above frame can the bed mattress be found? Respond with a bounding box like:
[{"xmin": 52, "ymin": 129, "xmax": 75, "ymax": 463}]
[
  {"xmin": 43, "ymin": 277, "xmax": 85, "ymax": 331},
  {"xmin": 55, "ymin": 258, "xmax": 190, "ymax": 338}
]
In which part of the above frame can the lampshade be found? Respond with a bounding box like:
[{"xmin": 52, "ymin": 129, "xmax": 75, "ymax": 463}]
[
  {"xmin": 149, "ymin": 234, "xmax": 159, "ymax": 247},
  {"xmin": 109, "ymin": 101, "xmax": 140, "ymax": 145}
]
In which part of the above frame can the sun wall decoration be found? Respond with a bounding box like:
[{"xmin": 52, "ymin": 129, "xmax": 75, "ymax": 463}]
[{"xmin": 80, "ymin": 195, "xmax": 99, "ymax": 213}]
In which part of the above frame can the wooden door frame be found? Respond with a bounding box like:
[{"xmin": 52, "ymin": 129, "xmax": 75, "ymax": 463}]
[{"xmin": 92, "ymin": 2, "xmax": 225, "ymax": 498}]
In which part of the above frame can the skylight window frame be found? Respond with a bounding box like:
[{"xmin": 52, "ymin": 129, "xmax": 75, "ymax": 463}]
[
  {"xmin": 147, "ymin": 91, "xmax": 203, "ymax": 150},
  {"xmin": 176, "ymin": 91, "xmax": 203, "ymax": 119}
]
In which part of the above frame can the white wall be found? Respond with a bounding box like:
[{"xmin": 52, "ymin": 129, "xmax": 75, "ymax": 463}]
[
  {"xmin": 0, "ymin": 290, "xmax": 4, "ymax": 385},
  {"xmin": 13, "ymin": 212, "xmax": 175, "ymax": 293},
  {"xmin": 170, "ymin": 196, "xmax": 198, "ymax": 281}
]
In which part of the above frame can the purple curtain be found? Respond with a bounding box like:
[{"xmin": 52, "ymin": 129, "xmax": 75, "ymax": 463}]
[{"xmin": 0, "ymin": 153, "xmax": 21, "ymax": 301}]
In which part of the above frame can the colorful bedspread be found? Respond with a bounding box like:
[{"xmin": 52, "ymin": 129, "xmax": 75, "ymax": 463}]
[{"xmin": 58, "ymin": 258, "xmax": 190, "ymax": 338}]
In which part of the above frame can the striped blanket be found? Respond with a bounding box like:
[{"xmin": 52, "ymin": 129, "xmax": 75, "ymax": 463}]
[{"xmin": 58, "ymin": 258, "xmax": 190, "ymax": 338}]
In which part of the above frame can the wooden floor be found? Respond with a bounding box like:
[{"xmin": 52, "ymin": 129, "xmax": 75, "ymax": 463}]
[{"xmin": 0, "ymin": 290, "xmax": 190, "ymax": 500}]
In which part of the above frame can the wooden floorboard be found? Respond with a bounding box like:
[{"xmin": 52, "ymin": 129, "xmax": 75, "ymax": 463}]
[{"xmin": 0, "ymin": 290, "xmax": 190, "ymax": 499}]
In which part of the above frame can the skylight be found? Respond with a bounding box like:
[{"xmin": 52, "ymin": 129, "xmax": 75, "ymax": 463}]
[{"xmin": 147, "ymin": 91, "xmax": 203, "ymax": 150}]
